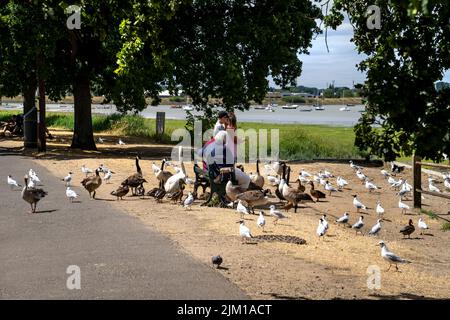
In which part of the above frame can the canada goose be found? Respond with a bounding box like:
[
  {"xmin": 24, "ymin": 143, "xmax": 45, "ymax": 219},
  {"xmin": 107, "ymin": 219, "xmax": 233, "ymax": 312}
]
[
  {"xmin": 22, "ymin": 175, "xmax": 47, "ymax": 213},
  {"xmin": 275, "ymin": 164, "xmax": 288, "ymax": 202},
  {"xmin": 122, "ymin": 156, "xmax": 146, "ymax": 196},
  {"xmin": 400, "ymin": 219, "xmax": 415, "ymax": 238},
  {"xmin": 235, "ymin": 189, "xmax": 270, "ymax": 214},
  {"xmin": 225, "ymin": 169, "xmax": 249, "ymax": 203},
  {"xmin": 153, "ymin": 159, "xmax": 173, "ymax": 188},
  {"xmin": 154, "ymin": 188, "xmax": 167, "ymax": 202},
  {"xmin": 282, "ymin": 172, "xmax": 314, "ymax": 213},
  {"xmin": 249, "ymin": 159, "xmax": 264, "ymax": 189},
  {"xmin": 111, "ymin": 184, "xmax": 129, "ymax": 200},
  {"xmin": 308, "ymin": 181, "xmax": 326, "ymax": 202},
  {"xmin": 236, "ymin": 164, "xmax": 245, "ymax": 172},
  {"xmin": 81, "ymin": 169, "xmax": 103, "ymax": 199}
]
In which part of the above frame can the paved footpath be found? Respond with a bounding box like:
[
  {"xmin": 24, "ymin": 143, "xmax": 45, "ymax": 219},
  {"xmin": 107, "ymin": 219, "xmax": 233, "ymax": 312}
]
[{"xmin": 0, "ymin": 153, "xmax": 247, "ymax": 299}]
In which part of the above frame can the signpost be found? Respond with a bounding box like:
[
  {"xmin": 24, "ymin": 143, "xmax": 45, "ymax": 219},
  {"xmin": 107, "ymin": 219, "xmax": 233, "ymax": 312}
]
[{"xmin": 156, "ymin": 112, "xmax": 165, "ymax": 136}]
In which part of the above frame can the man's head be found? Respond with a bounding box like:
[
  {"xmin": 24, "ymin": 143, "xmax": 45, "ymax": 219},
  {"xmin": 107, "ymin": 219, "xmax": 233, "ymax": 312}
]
[{"xmin": 218, "ymin": 111, "xmax": 228, "ymax": 124}]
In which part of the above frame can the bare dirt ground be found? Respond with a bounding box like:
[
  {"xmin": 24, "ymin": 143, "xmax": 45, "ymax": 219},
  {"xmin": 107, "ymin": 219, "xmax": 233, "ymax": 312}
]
[{"xmin": 2, "ymin": 132, "xmax": 450, "ymax": 300}]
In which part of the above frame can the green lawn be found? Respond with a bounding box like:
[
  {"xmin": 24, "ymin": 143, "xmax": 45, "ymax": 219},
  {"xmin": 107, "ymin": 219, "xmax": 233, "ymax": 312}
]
[{"xmin": 1, "ymin": 110, "xmax": 362, "ymax": 160}]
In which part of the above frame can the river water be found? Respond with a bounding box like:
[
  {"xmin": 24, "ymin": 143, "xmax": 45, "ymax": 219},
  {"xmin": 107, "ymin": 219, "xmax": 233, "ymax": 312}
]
[{"xmin": 0, "ymin": 103, "xmax": 365, "ymax": 126}]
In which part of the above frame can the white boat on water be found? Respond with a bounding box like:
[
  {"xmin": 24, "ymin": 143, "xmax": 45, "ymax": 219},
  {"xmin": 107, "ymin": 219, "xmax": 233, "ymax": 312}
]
[
  {"xmin": 339, "ymin": 107, "xmax": 350, "ymax": 112},
  {"xmin": 282, "ymin": 105, "xmax": 298, "ymax": 110},
  {"xmin": 254, "ymin": 105, "xmax": 266, "ymax": 110},
  {"xmin": 315, "ymin": 106, "xmax": 325, "ymax": 111},
  {"xmin": 299, "ymin": 106, "xmax": 312, "ymax": 112},
  {"xmin": 265, "ymin": 106, "xmax": 275, "ymax": 112}
]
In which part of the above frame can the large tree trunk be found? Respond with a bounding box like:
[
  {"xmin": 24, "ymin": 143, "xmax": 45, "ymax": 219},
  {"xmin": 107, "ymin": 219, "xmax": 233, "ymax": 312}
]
[
  {"xmin": 23, "ymin": 78, "xmax": 37, "ymax": 149},
  {"xmin": 71, "ymin": 74, "xmax": 97, "ymax": 150}
]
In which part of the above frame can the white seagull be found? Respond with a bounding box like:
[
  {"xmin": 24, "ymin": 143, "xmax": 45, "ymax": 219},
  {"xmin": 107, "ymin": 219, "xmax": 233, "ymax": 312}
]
[
  {"xmin": 239, "ymin": 220, "xmax": 253, "ymax": 239},
  {"xmin": 365, "ymin": 179, "xmax": 380, "ymax": 192},
  {"xmin": 356, "ymin": 170, "xmax": 367, "ymax": 183},
  {"xmin": 97, "ymin": 137, "xmax": 105, "ymax": 144},
  {"xmin": 428, "ymin": 180, "xmax": 441, "ymax": 193},
  {"xmin": 368, "ymin": 219, "xmax": 382, "ymax": 236},
  {"xmin": 237, "ymin": 200, "xmax": 249, "ymax": 219},
  {"xmin": 103, "ymin": 170, "xmax": 113, "ymax": 184},
  {"xmin": 418, "ymin": 218, "xmax": 429, "ymax": 235},
  {"xmin": 324, "ymin": 181, "xmax": 338, "ymax": 195},
  {"xmin": 377, "ymin": 241, "xmax": 410, "ymax": 271},
  {"xmin": 257, "ymin": 211, "xmax": 266, "ymax": 232},
  {"xmin": 7, "ymin": 175, "xmax": 20, "ymax": 189},
  {"xmin": 317, "ymin": 218, "xmax": 327, "ymax": 239},
  {"xmin": 118, "ymin": 138, "xmax": 126, "ymax": 145},
  {"xmin": 444, "ymin": 178, "xmax": 450, "ymax": 190},
  {"xmin": 27, "ymin": 178, "xmax": 35, "ymax": 189},
  {"xmin": 352, "ymin": 216, "xmax": 364, "ymax": 234},
  {"xmin": 267, "ymin": 175, "xmax": 280, "ymax": 186},
  {"xmin": 62, "ymin": 172, "xmax": 72, "ymax": 187},
  {"xmin": 336, "ymin": 176, "xmax": 348, "ymax": 189},
  {"xmin": 300, "ymin": 169, "xmax": 312, "ymax": 178},
  {"xmin": 183, "ymin": 192, "xmax": 194, "ymax": 210},
  {"xmin": 398, "ymin": 198, "xmax": 410, "ymax": 214},
  {"xmin": 269, "ymin": 205, "xmax": 287, "ymax": 225},
  {"xmin": 336, "ymin": 212, "xmax": 350, "ymax": 225},
  {"xmin": 376, "ymin": 201, "xmax": 385, "ymax": 216},
  {"xmin": 353, "ymin": 195, "xmax": 367, "ymax": 212},
  {"xmin": 349, "ymin": 160, "xmax": 361, "ymax": 170},
  {"xmin": 380, "ymin": 169, "xmax": 390, "ymax": 178},
  {"xmin": 29, "ymin": 169, "xmax": 41, "ymax": 183},
  {"xmin": 66, "ymin": 187, "xmax": 78, "ymax": 202},
  {"xmin": 321, "ymin": 214, "xmax": 329, "ymax": 230},
  {"xmin": 81, "ymin": 165, "xmax": 93, "ymax": 177}
]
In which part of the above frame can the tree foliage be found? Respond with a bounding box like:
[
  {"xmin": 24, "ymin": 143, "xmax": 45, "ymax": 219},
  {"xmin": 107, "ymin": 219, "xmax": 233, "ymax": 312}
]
[{"xmin": 326, "ymin": 0, "xmax": 450, "ymax": 161}]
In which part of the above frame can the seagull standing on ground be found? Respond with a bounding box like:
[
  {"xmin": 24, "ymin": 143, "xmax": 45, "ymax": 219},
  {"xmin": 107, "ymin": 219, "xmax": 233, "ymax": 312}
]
[
  {"xmin": 103, "ymin": 170, "xmax": 113, "ymax": 184},
  {"xmin": 62, "ymin": 172, "xmax": 73, "ymax": 187},
  {"xmin": 352, "ymin": 216, "xmax": 364, "ymax": 235},
  {"xmin": 118, "ymin": 138, "xmax": 126, "ymax": 145},
  {"xmin": 269, "ymin": 205, "xmax": 287, "ymax": 225},
  {"xmin": 398, "ymin": 198, "xmax": 410, "ymax": 214},
  {"xmin": 377, "ymin": 241, "xmax": 410, "ymax": 271},
  {"xmin": 81, "ymin": 165, "xmax": 93, "ymax": 177},
  {"xmin": 66, "ymin": 187, "xmax": 78, "ymax": 202},
  {"xmin": 97, "ymin": 137, "xmax": 105, "ymax": 144},
  {"xmin": 236, "ymin": 200, "xmax": 249, "ymax": 219},
  {"xmin": 29, "ymin": 169, "xmax": 41, "ymax": 184},
  {"xmin": 7, "ymin": 175, "xmax": 20, "ymax": 189},
  {"xmin": 353, "ymin": 195, "xmax": 367, "ymax": 212},
  {"xmin": 238, "ymin": 220, "xmax": 253, "ymax": 240},
  {"xmin": 376, "ymin": 200, "xmax": 385, "ymax": 217},
  {"xmin": 317, "ymin": 218, "xmax": 327, "ymax": 239},
  {"xmin": 368, "ymin": 219, "xmax": 382, "ymax": 236},
  {"xmin": 336, "ymin": 176, "xmax": 348, "ymax": 190},
  {"xmin": 365, "ymin": 179, "xmax": 380, "ymax": 192},
  {"xmin": 336, "ymin": 212, "xmax": 350, "ymax": 226},
  {"xmin": 325, "ymin": 181, "xmax": 338, "ymax": 196},
  {"xmin": 418, "ymin": 218, "xmax": 429, "ymax": 235},
  {"xmin": 183, "ymin": 192, "xmax": 194, "ymax": 210},
  {"xmin": 257, "ymin": 211, "xmax": 266, "ymax": 232}
]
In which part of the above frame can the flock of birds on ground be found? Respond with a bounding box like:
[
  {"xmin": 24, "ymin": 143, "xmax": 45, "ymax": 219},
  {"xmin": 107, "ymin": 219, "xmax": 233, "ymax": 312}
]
[{"xmin": 6, "ymin": 149, "xmax": 450, "ymax": 272}]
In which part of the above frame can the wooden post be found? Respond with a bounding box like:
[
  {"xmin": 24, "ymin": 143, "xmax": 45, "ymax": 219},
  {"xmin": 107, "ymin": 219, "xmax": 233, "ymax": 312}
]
[
  {"xmin": 413, "ymin": 155, "xmax": 422, "ymax": 209},
  {"xmin": 37, "ymin": 77, "xmax": 46, "ymax": 152},
  {"xmin": 156, "ymin": 112, "xmax": 165, "ymax": 136}
]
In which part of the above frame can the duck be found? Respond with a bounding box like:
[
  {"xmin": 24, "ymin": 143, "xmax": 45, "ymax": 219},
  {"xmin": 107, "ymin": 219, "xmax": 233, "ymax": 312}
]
[
  {"xmin": 111, "ymin": 184, "xmax": 129, "ymax": 200},
  {"xmin": 81, "ymin": 169, "xmax": 103, "ymax": 199},
  {"xmin": 377, "ymin": 241, "xmax": 410, "ymax": 271},
  {"xmin": 400, "ymin": 219, "xmax": 415, "ymax": 238},
  {"xmin": 235, "ymin": 189, "xmax": 270, "ymax": 214},
  {"xmin": 22, "ymin": 175, "xmax": 47, "ymax": 213},
  {"xmin": 226, "ymin": 168, "xmax": 250, "ymax": 203},
  {"xmin": 249, "ymin": 159, "xmax": 264, "ymax": 189},
  {"xmin": 308, "ymin": 181, "xmax": 326, "ymax": 202},
  {"xmin": 295, "ymin": 179, "xmax": 306, "ymax": 192},
  {"xmin": 122, "ymin": 156, "xmax": 147, "ymax": 196}
]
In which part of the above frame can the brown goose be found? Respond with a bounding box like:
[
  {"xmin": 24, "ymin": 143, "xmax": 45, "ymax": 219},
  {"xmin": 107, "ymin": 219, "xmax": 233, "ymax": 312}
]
[
  {"xmin": 296, "ymin": 179, "xmax": 306, "ymax": 193},
  {"xmin": 153, "ymin": 159, "xmax": 173, "ymax": 189},
  {"xmin": 235, "ymin": 189, "xmax": 270, "ymax": 214},
  {"xmin": 110, "ymin": 184, "xmax": 129, "ymax": 200},
  {"xmin": 22, "ymin": 175, "xmax": 47, "ymax": 213},
  {"xmin": 122, "ymin": 156, "xmax": 146, "ymax": 195},
  {"xmin": 250, "ymin": 159, "xmax": 265, "ymax": 189},
  {"xmin": 400, "ymin": 219, "xmax": 415, "ymax": 239},
  {"xmin": 308, "ymin": 181, "xmax": 326, "ymax": 202},
  {"xmin": 81, "ymin": 169, "xmax": 102, "ymax": 199},
  {"xmin": 275, "ymin": 164, "xmax": 288, "ymax": 202},
  {"xmin": 281, "ymin": 167, "xmax": 315, "ymax": 212}
]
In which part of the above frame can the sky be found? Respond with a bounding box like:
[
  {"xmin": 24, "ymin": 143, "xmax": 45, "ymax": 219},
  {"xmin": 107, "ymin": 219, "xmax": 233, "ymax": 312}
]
[{"xmin": 279, "ymin": 20, "xmax": 450, "ymax": 89}]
